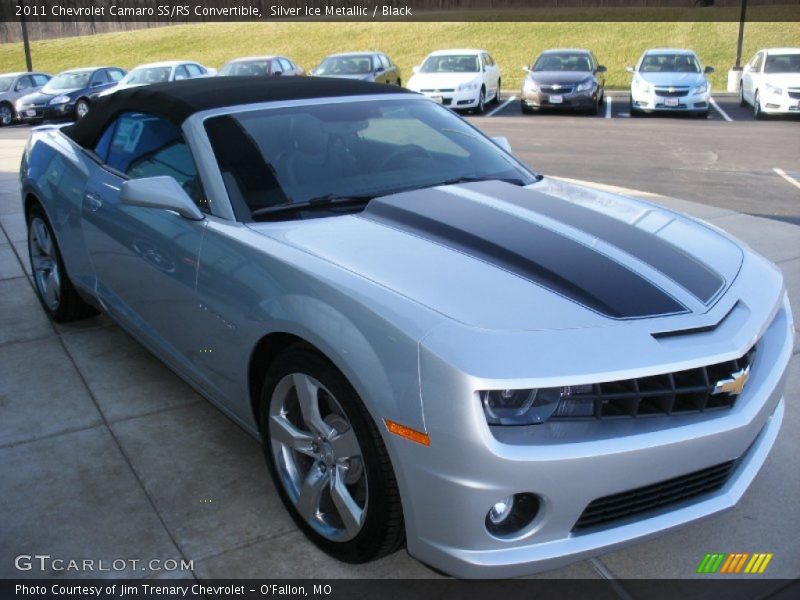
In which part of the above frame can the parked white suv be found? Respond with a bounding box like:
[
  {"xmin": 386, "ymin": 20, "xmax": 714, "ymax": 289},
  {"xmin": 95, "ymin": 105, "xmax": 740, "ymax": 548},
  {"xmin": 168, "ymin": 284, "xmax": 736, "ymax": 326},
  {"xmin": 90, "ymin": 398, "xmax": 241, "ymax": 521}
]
[
  {"xmin": 739, "ymin": 47, "xmax": 800, "ymax": 119},
  {"xmin": 407, "ymin": 49, "xmax": 501, "ymax": 114}
]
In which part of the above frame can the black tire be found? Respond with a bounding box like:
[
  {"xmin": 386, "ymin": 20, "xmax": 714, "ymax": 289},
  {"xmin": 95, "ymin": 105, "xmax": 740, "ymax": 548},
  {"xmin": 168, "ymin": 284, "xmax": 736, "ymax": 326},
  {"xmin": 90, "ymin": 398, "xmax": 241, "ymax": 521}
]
[
  {"xmin": 474, "ymin": 87, "xmax": 486, "ymax": 114},
  {"xmin": 588, "ymin": 98, "xmax": 599, "ymax": 116},
  {"xmin": 598, "ymin": 90, "xmax": 605, "ymax": 106},
  {"xmin": 0, "ymin": 102, "xmax": 14, "ymax": 127},
  {"xmin": 260, "ymin": 344, "xmax": 404, "ymax": 563},
  {"xmin": 492, "ymin": 80, "xmax": 501, "ymax": 104},
  {"xmin": 26, "ymin": 203, "xmax": 98, "ymax": 322},
  {"xmin": 753, "ymin": 91, "xmax": 764, "ymax": 120},
  {"xmin": 74, "ymin": 98, "xmax": 90, "ymax": 120},
  {"xmin": 739, "ymin": 83, "xmax": 747, "ymax": 107},
  {"xmin": 396, "ymin": 78, "xmax": 402, "ymax": 87},
  {"xmin": 521, "ymin": 102, "xmax": 534, "ymax": 115},
  {"xmin": 697, "ymin": 109, "xmax": 710, "ymax": 119},
  {"xmin": 629, "ymin": 101, "xmax": 641, "ymax": 117}
]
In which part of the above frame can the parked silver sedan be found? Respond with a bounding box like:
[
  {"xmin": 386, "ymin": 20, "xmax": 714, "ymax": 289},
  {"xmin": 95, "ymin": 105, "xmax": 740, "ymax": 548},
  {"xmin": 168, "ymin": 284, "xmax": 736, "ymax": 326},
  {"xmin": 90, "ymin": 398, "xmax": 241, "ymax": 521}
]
[
  {"xmin": 20, "ymin": 77, "xmax": 792, "ymax": 578},
  {"xmin": 0, "ymin": 71, "xmax": 51, "ymax": 126}
]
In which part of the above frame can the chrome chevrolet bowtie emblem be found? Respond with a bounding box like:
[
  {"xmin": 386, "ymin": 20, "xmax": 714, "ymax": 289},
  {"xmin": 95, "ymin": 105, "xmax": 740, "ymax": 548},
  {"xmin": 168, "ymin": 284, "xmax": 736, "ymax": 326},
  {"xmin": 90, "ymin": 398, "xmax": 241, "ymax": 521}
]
[
  {"xmin": 668, "ymin": 87, "xmax": 675, "ymax": 93},
  {"xmin": 712, "ymin": 366, "xmax": 750, "ymax": 396},
  {"xmin": 552, "ymin": 84, "xmax": 561, "ymax": 90}
]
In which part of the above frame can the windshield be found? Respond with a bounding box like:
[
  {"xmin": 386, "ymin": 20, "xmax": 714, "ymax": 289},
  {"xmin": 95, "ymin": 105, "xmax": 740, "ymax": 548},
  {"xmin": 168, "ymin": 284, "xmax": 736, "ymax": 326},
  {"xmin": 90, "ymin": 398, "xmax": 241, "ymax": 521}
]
[
  {"xmin": 43, "ymin": 71, "xmax": 91, "ymax": 92},
  {"xmin": 764, "ymin": 54, "xmax": 800, "ymax": 73},
  {"xmin": 219, "ymin": 61, "xmax": 270, "ymax": 76},
  {"xmin": 0, "ymin": 77, "xmax": 14, "ymax": 92},
  {"xmin": 419, "ymin": 55, "xmax": 479, "ymax": 73},
  {"xmin": 204, "ymin": 98, "xmax": 537, "ymax": 219},
  {"xmin": 532, "ymin": 53, "xmax": 593, "ymax": 72},
  {"xmin": 123, "ymin": 67, "xmax": 172, "ymax": 85},
  {"xmin": 640, "ymin": 53, "xmax": 701, "ymax": 73},
  {"xmin": 315, "ymin": 56, "xmax": 373, "ymax": 76}
]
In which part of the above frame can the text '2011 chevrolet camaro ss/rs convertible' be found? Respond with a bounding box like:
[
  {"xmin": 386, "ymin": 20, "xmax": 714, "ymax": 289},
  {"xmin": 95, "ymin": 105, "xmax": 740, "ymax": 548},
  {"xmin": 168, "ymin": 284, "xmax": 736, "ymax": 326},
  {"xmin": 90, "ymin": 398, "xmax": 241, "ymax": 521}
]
[{"xmin": 20, "ymin": 77, "xmax": 793, "ymax": 578}]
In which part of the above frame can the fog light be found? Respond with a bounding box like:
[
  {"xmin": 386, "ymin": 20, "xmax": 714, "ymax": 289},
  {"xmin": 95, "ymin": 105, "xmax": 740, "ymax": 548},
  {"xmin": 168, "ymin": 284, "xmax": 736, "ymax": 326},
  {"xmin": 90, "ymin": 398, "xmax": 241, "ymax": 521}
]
[{"xmin": 485, "ymin": 493, "xmax": 541, "ymax": 537}]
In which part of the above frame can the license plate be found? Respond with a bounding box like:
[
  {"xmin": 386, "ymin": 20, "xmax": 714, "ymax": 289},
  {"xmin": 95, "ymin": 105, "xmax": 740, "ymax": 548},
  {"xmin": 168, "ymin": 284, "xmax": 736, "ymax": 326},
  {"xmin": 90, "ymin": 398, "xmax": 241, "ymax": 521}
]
[
  {"xmin": 549, "ymin": 95, "xmax": 563, "ymax": 104},
  {"xmin": 665, "ymin": 97, "xmax": 679, "ymax": 107},
  {"xmin": 25, "ymin": 109, "xmax": 36, "ymax": 117},
  {"xmin": 431, "ymin": 95, "xmax": 443, "ymax": 104}
]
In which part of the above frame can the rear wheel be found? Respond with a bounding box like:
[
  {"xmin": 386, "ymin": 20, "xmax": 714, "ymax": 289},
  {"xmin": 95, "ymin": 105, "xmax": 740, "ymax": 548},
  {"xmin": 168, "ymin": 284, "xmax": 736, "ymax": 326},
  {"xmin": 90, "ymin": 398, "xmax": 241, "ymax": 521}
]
[
  {"xmin": 492, "ymin": 79, "xmax": 501, "ymax": 104},
  {"xmin": 0, "ymin": 102, "xmax": 14, "ymax": 127},
  {"xmin": 260, "ymin": 345, "xmax": 404, "ymax": 563},
  {"xmin": 27, "ymin": 204, "xmax": 98, "ymax": 322},
  {"xmin": 521, "ymin": 102, "xmax": 534, "ymax": 115}
]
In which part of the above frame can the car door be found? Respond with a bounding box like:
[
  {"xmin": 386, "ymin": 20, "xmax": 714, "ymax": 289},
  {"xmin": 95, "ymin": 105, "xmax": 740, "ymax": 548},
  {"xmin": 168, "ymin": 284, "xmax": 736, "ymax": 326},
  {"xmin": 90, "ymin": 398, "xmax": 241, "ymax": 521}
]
[
  {"xmin": 87, "ymin": 69, "xmax": 113, "ymax": 99},
  {"xmin": 11, "ymin": 74, "xmax": 34, "ymax": 103},
  {"xmin": 185, "ymin": 63, "xmax": 204, "ymax": 79},
  {"xmin": 81, "ymin": 111, "xmax": 209, "ymax": 370},
  {"xmin": 743, "ymin": 52, "xmax": 762, "ymax": 103},
  {"xmin": 592, "ymin": 53, "xmax": 606, "ymax": 91},
  {"xmin": 482, "ymin": 53, "xmax": 499, "ymax": 99},
  {"xmin": 373, "ymin": 55, "xmax": 389, "ymax": 84},
  {"xmin": 173, "ymin": 64, "xmax": 190, "ymax": 81},
  {"xmin": 30, "ymin": 73, "xmax": 50, "ymax": 94}
]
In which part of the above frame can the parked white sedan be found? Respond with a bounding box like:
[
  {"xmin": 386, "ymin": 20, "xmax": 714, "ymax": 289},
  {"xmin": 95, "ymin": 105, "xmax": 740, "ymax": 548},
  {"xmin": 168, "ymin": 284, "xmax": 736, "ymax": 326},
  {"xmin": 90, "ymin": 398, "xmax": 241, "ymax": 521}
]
[
  {"xmin": 407, "ymin": 49, "xmax": 501, "ymax": 114},
  {"xmin": 739, "ymin": 47, "xmax": 800, "ymax": 118},
  {"xmin": 98, "ymin": 60, "xmax": 216, "ymax": 97}
]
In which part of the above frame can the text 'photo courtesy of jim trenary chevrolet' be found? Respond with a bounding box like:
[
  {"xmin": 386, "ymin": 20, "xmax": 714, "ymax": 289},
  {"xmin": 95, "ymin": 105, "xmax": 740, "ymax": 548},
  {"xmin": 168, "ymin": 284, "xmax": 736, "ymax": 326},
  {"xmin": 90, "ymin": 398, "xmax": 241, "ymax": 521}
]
[{"xmin": 0, "ymin": 1, "xmax": 798, "ymax": 598}]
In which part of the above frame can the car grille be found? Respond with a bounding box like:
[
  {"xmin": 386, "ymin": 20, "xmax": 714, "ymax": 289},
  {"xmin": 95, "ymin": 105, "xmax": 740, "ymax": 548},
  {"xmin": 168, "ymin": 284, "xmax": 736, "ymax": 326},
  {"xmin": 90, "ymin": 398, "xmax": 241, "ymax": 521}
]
[
  {"xmin": 788, "ymin": 89, "xmax": 800, "ymax": 100},
  {"xmin": 420, "ymin": 88, "xmax": 455, "ymax": 93},
  {"xmin": 655, "ymin": 87, "xmax": 690, "ymax": 97},
  {"xmin": 573, "ymin": 458, "xmax": 739, "ymax": 531},
  {"xmin": 551, "ymin": 346, "xmax": 756, "ymax": 420},
  {"xmin": 541, "ymin": 85, "xmax": 573, "ymax": 94}
]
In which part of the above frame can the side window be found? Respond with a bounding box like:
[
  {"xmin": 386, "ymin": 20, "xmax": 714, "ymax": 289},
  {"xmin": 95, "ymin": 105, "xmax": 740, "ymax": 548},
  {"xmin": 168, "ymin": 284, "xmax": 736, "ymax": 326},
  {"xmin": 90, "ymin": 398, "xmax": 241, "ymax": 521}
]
[
  {"xmin": 15, "ymin": 76, "xmax": 32, "ymax": 91},
  {"xmin": 279, "ymin": 58, "xmax": 293, "ymax": 72},
  {"xmin": 90, "ymin": 70, "xmax": 109, "ymax": 86},
  {"xmin": 174, "ymin": 65, "xmax": 190, "ymax": 81},
  {"xmin": 379, "ymin": 55, "xmax": 391, "ymax": 69},
  {"xmin": 751, "ymin": 53, "xmax": 763, "ymax": 71},
  {"xmin": 484, "ymin": 54, "xmax": 495, "ymax": 67},
  {"xmin": 185, "ymin": 63, "xmax": 203, "ymax": 77},
  {"xmin": 104, "ymin": 112, "xmax": 208, "ymax": 212},
  {"xmin": 271, "ymin": 60, "xmax": 283, "ymax": 75},
  {"xmin": 32, "ymin": 74, "xmax": 50, "ymax": 86},
  {"xmin": 108, "ymin": 69, "xmax": 125, "ymax": 82}
]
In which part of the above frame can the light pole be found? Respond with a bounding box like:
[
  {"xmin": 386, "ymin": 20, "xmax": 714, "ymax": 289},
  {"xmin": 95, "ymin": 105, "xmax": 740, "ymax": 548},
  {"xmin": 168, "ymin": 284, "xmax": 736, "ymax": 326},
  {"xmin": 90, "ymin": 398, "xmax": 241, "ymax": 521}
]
[
  {"xmin": 18, "ymin": 0, "xmax": 33, "ymax": 71},
  {"xmin": 735, "ymin": 0, "xmax": 748, "ymax": 68}
]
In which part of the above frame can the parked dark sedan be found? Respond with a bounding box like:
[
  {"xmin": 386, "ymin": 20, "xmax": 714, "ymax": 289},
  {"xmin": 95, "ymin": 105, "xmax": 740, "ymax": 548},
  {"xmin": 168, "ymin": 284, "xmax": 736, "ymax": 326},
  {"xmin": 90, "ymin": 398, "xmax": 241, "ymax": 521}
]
[
  {"xmin": 520, "ymin": 49, "xmax": 606, "ymax": 115},
  {"xmin": 16, "ymin": 66, "xmax": 126, "ymax": 123},
  {"xmin": 311, "ymin": 52, "xmax": 402, "ymax": 86}
]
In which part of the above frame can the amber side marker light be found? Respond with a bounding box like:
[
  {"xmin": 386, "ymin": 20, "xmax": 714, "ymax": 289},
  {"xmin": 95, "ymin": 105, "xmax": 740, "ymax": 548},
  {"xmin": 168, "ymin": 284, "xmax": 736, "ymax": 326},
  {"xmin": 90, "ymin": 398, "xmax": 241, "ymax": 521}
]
[{"xmin": 384, "ymin": 419, "xmax": 431, "ymax": 446}]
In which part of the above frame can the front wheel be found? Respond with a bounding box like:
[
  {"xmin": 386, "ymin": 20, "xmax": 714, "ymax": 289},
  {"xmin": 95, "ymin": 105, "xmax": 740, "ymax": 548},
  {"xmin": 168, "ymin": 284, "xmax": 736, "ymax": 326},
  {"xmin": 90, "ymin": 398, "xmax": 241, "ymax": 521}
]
[
  {"xmin": 753, "ymin": 91, "xmax": 764, "ymax": 119},
  {"xmin": 260, "ymin": 345, "xmax": 404, "ymax": 563},
  {"xmin": 27, "ymin": 204, "xmax": 98, "ymax": 322},
  {"xmin": 0, "ymin": 102, "xmax": 14, "ymax": 127},
  {"xmin": 75, "ymin": 98, "xmax": 90, "ymax": 120},
  {"xmin": 474, "ymin": 87, "xmax": 486, "ymax": 114},
  {"xmin": 739, "ymin": 83, "xmax": 746, "ymax": 107}
]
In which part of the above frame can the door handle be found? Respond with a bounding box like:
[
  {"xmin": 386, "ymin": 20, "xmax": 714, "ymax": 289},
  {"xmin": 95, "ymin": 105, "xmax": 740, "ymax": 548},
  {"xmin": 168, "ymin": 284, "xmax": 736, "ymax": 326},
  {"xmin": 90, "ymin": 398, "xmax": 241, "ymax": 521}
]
[{"xmin": 85, "ymin": 193, "xmax": 103, "ymax": 212}]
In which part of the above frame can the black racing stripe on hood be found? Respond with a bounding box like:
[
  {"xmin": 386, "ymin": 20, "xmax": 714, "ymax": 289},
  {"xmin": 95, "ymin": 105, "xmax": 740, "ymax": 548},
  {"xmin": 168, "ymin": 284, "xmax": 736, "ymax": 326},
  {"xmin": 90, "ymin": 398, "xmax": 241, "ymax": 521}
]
[
  {"xmin": 361, "ymin": 188, "xmax": 687, "ymax": 319},
  {"xmin": 464, "ymin": 181, "xmax": 725, "ymax": 304}
]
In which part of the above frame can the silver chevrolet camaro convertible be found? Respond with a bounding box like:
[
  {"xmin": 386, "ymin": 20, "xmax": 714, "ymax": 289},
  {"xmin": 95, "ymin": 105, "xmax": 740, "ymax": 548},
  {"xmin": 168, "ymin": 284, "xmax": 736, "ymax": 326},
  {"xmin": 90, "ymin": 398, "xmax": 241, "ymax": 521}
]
[{"xmin": 20, "ymin": 77, "xmax": 793, "ymax": 578}]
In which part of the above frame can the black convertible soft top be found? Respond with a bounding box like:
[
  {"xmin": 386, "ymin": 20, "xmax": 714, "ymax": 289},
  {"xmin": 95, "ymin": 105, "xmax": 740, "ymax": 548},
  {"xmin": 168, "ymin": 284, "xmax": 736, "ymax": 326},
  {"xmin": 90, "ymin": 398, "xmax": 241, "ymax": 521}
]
[{"xmin": 64, "ymin": 76, "xmax": 411, "ymax": 149}]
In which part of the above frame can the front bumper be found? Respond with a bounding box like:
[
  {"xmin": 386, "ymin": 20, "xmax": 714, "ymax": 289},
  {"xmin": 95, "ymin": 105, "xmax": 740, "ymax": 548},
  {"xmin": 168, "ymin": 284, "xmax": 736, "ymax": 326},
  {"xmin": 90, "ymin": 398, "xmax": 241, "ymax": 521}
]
[
  {"xmin": 413, "ymin": 89, "xmax": 481, "ymax": 109},
  {"xmin": 521, "ymin": 88, "xmax": 597, "ymax": 111},
  {"xmin": 17, "ymin": 102, "xmax": 75, "ymax": 122},
  {"xmin": 760, "ymin": 91, "xmax": 800, "ymax": 114},
  {"xmin": 397, "ymin": 292, "xmax": 793, "ymax": 579},
  {"xmin": 631, "ymin": 89, "xmax": 709, "ymax": 113}
]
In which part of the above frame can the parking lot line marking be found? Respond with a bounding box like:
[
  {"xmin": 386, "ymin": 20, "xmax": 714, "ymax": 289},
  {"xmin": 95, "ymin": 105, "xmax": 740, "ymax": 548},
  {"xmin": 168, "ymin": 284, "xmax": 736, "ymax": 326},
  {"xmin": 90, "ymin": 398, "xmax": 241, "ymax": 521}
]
[
  {"xmin": 709, "ymin": 98, "xmax": 733, "ymax": 122},
  {"xmin": 605, "ymin": 96, "xmax": 612, "ymax": 119},
  {"xmin": 773, "ymin": 168, "xmax": 800, "ymax": 191},
  {"xmin": 486, "ymin": 95, "xmax": 516, "ymax": 117}
]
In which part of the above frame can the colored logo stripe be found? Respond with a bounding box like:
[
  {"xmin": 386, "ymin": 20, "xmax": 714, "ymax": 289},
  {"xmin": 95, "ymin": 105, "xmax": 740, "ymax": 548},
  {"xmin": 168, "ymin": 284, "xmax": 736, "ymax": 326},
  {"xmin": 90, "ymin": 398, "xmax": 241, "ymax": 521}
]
[{"xmin": 697, "ymin": 552, "xmax": 773, "ymax": 574}]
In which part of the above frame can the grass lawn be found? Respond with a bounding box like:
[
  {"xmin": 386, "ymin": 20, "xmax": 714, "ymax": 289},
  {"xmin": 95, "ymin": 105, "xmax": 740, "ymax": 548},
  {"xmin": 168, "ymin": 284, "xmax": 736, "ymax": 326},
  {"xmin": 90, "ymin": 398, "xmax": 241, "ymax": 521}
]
[{"xmin": 1, "ymin": 18, "xmax": 799, "ymax": 90}]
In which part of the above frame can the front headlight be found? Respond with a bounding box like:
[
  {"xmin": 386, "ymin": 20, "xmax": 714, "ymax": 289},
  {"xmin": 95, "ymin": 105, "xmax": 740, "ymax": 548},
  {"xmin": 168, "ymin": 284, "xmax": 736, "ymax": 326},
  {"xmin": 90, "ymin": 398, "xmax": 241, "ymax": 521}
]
[
  {"xmin": 575, "ymin": 79, "xmax": 594, "ymax": 93},
  {"xmin": 764, "ymin": 82, "xmax": 783, "ymax": 95},
  {"xmin": 523, "ymin": 78, "xmax": 540, "ymax": 92},
  {"xmin": 481, "ymin": 386, "xmax": 599, "ymax": 425},
  {"xmin": 634, "ymin": 77, "xmax": 651, "ymax": 94},
  {"xmin": 48, "ymin": 95, "xmax": 70, "ymax": 105},
  {"xmin": 692, "ymin": 83, "xmax": 709, "ymax": 95},
  {"xmin": 457, "ymin": 81, "xmax": 479, "ymax": 92}
]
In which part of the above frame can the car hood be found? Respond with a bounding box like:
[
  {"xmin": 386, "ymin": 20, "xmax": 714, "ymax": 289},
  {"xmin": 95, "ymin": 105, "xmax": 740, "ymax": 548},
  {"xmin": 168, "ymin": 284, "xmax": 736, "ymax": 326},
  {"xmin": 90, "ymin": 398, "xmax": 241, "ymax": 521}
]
[
  {"xmin": 528, "ymin": 71, "xmax": 593, "ymax": 85},
  {"xmin": 248, "ymin": 179, "xmax": 744, "ymax": 332},
  {"xmin": 636, "ymin": 72, "xmax": 706, "ymax": 87},
  {"xmin": 408, "ymin": 72, "xmax": 480, "ymax": 90},
  {"xmin": 317, "ymin": 73, "xmax": 373, "ymax": 81},
  {"xmin": 763, "ymin": 72, "xmax": 800, "ymax": 87},
  {"xmin": 19, "ymin": 89, "xmax": 78, "ymax": 103}
]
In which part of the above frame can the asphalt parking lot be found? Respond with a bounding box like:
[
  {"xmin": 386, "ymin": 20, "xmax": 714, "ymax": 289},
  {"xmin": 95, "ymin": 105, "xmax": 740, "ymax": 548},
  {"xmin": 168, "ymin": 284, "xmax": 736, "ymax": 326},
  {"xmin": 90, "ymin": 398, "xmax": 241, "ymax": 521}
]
[{"xmin": 0, "ymin": 108, "xmax": 798, "ymax": 589}]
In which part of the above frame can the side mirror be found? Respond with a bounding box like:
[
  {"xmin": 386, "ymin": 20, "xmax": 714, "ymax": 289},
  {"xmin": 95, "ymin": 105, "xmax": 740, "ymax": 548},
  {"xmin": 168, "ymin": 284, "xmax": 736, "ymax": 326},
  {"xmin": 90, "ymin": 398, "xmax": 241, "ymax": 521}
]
[
  {"xmin": 521, "ymin": 65, "xmax": 530, "ymax": 73},
  {"xmin": 412, "ymin": 65, "xmax": 420, "ymax": 74},
  {"xmin": 274, "ymin": 71, "xmax": 283, "ymax": 77},
  {"xmin": 120, "ymin": 176, "xmax": 204, "ymax": 221},
  {"xmin": 625, "ymin": 66, "xmax": 635, "ymax": 74},
  {"xmin": 596, "ymin": 65, "xmax": 607, "ymax": 73},
  {"xmin": 492, "ymin": 136, "xmax": 512, "ymax": 153},
  {"xmin": 704, "ymin": 66, "xmax": 715, "ymax": 74}
]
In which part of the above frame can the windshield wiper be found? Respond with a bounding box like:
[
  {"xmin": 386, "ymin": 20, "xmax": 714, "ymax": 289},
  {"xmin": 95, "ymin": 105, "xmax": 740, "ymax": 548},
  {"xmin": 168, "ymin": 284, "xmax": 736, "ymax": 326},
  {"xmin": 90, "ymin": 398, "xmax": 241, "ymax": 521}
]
[
  {"xmin": 435, "ymin": 176, "xmax": 529, "ymax": 187},
  {"xmin": 251, "ymin": 194, "xmax": 374, "ymax": 220}
]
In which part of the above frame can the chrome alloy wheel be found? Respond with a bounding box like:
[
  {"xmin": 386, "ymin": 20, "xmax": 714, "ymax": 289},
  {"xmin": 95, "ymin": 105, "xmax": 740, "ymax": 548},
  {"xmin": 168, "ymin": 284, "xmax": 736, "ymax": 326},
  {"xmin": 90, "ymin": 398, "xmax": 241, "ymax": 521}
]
[
  {"xmin": 75, "ymin": 99, "xmax": 90, "ymax": 119},
  {"xmin": 0, "ymin": 104, "xmax": 12, "ymax": 126},
  {"xmin": 28, "ymin": 216, "xmax": 61, "ymax": 311},
  {"xmin": 269, "ymin": 373, "xmax": 367, "ymax": 542}
]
